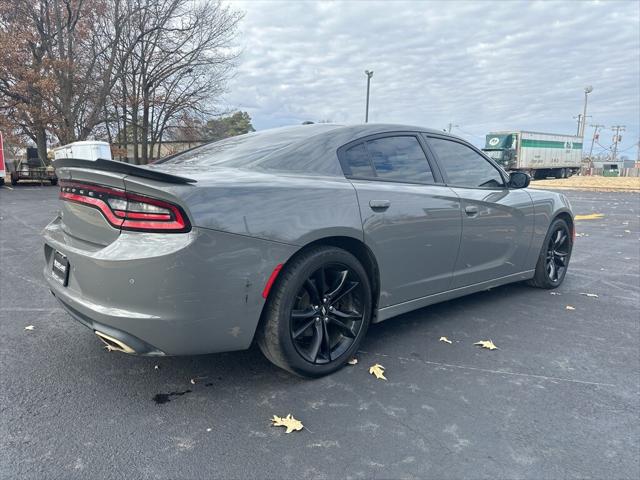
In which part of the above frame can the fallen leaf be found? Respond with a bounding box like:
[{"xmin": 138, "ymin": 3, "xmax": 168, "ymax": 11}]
[
  {"xmin": 369, "ymin": 363, "xmax": 387, "ymax": 380},
  {"xmin": 347, "ymin": 358, "xmax": 358, "ymax": 365},
  {"xmin": 579, "ymin": 293, "xmax": 599, "ymax": 298},
  {"xmin": 566, "ymin": 305, "xmax": 576, "ymax": 310},
  {"xmin": 271, "ymin": 414, "xmax": 304, "ymax": 434},
  {"xmin": 550, "ymin": 291, "xmax": 562, "ymax": 295},
  {"xmin": 439, "ymin": 336, "xmax": 453, "ymax": 344},
  {"xmin": 474, "ymin": 340, "xmax": 498, "ymax": 350},
  {"xmin": 574, "ymin": 213, "xmax": 604, "ymax": 221},
  {"xmin": 206, "ymin": 428, "xmax": 212, "ymax": 432},
  {"xmin": 624, "ymin": 229, "xmax": 631, "ymax": 233},
  {"xmin": 24, "ymin": 325, "xmax": 35, "ymax": 331}
]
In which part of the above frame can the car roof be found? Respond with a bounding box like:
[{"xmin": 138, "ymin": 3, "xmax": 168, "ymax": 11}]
[
  {"xmin": 257, "ymin": 123, "xmax": 465, "ymax": 151},
  {"xmin": 155, "ymin": 123, "xmax": 469, "ymax": 177}
]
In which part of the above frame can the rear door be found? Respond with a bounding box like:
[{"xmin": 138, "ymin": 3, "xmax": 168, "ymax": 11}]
[
  {"xmin": 339, "ymin": 133, "xmax": 462, "ymax": 308},
  {"xmin": 424, "ymin": 135, "xmax": 534, "ymax": 288}
]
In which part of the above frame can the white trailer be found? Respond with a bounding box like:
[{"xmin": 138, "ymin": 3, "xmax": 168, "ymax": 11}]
[
  {"xmin": 483, "ymin": 131, "xmax": 582, "ymax": 179},
  {"xmin": 53, "ymin": 141, "xmax": 112, "ymax": 161}
]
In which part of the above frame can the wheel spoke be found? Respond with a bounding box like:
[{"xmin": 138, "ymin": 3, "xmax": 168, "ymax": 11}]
[
  {"xmin": 555, "ymin": 232, "xmax": 567, "ymax": 247},
  {"xmin": 322, "ymin": 321, "xmax": 332, "ymax": 361},
  {"xmin": 548, "ymin": 259, "xmax": 557, "ymax": 281},
  {"xmin": 292, "ymin": 308, "xmax": 316, "ymax": 320},
  {"xmin": 326, "ymin": 270, "xmax": 348, "ymax": 298},
  {"xmin": 316, "ymin": 267, "xmax": 328, "ymax": 297},
  {"xmin": 330, "ymin": 281, "xmax": 359, "ymax": 305},
  {"xmin": 332, "ymin": 307, "xmax": 362, "ymax": 320},
  {"xmin": 292, "ymin": 317, "xmax": 316, "ymax": 339},
  {"xmin": 308, "ymin": 322, "xmax": 323, "ymax": 362},
  {"xmin": 304, "ymin": 278, "xmax": 321, "ymax": 305},
  {"xmin": 328, "ymin": 316, "xmax": 356, "ymax": 338},
  {"xmin": 554, "ymin": 230, "xmax": 562, "ymax": 246}
]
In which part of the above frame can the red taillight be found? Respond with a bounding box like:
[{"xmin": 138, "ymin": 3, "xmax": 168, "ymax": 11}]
[{"xmin": 59, "ymin": 181, "xmax": 190, "ymax": 233}]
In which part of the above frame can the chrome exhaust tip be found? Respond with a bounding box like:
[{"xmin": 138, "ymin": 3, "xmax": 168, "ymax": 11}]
[{"xmin": 95, "ymin": 331, "xmax": 136, "ymax": 354}]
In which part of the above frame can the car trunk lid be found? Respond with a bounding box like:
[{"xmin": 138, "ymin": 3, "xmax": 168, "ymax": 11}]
[{"xmin": 55, "ymin": 159, "xmax": 194, "ymax": 247}]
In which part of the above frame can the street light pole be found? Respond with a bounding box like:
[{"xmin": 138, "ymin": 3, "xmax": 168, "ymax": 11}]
[
  {"xmin": 580, "ymin": 86, "xmax": 593, "ymax": 138},
  {"xmin": 364, "ymin": 70, "xmax": 374, "ymax": 123}
]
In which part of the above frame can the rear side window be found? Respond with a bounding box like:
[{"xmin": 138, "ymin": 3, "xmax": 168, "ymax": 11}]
[
  {"xmin": 366, "ymin": 136, "xmax": 434, "ymax": 183},
  {"xmin": 428, "ymin": 137, "xmax": 504, "ymax": 188},
  {"xmin": 343, "ymin": 143, "xmax": 374, "ymax": 177},
  {"xmin": 342, "ymin": 135, "xmax": 434, "ymax": 184}
]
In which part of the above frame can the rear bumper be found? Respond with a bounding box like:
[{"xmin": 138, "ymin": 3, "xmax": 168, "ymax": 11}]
[{"xmin": 43, "ymin": 216, "xmax": 296, "ymax": 355}]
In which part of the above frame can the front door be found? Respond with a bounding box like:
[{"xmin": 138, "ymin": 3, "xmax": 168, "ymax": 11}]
[{"xmin": 425, "ymin": 135, "xmax": 534, "ymax": 288}]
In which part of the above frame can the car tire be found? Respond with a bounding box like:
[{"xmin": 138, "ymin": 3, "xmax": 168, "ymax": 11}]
[
  {"xmin": 528, "ymin": 217, "xmax": 573, "ymax": 289},
  {"xmin": 257, "ymin": 246, "xmax": 372, "ymax": 377},
  {"xmin": 50, "ymin": 178, "xmax": 58, "ymax": 186},
  {"xmin": 0, "ymin": 177, "xmax": 4, "ymax": 186}
]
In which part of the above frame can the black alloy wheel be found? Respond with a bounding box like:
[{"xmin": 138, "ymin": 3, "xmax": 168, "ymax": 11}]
[
  {"xmin": 528, "ymin": 218, "xmax": 572, "ymax": 289},
  {"xmin": 290, "ymin": 263, "xmax": 366, "ymax": 364},
  {"xmin": 257, "ymin": 246, "xmax": 372, "ymax": 377},
  {"xmin": 545, "ymin": 225, "xmax": 570, "ymax": 283}
]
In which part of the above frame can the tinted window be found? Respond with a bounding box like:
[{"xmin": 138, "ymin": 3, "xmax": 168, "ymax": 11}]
[
  {"xmin": 154, "ymin": 124, "xmax": 342, "ymax": 175},
  {"xmin": 343, "ymin": 143, "xmax": 374, "ymax": 177},
  {"xmin": 365, "ymin": 136, "xmax": 434, "ymax": 183},
  {"xmin": 428, "ymin": 138, "xmax": 504, "ymax": 188}
]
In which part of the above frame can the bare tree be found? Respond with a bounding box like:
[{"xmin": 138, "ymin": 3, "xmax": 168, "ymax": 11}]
[{"xmin": 110, "ymin": 0, "xmax": 242, "ymax": 163}]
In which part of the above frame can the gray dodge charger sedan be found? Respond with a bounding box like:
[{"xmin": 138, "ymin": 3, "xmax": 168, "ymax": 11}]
[{"xmin": 43, "ymin": 124, "xmax": 574, "ymax": 376}]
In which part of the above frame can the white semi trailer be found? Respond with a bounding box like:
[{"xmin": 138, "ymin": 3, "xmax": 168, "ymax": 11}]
[{"xmin": 482, "ymin": 131, "xmax": 582, "ymax": 179}]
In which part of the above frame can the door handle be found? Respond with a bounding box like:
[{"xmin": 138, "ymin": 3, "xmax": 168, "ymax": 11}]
[
  {"xmin": 369, "ymin": 199, "xmax": 391, "ymax": 211},
  {"xmin": 464, "ymin": 205, "xmax": 479, "ymax": 216}
]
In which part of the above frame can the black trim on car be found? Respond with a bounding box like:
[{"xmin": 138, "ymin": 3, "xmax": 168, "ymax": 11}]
[{"xmin": 53, "ymin": 158, "xmax": 197, "ymax": 184}]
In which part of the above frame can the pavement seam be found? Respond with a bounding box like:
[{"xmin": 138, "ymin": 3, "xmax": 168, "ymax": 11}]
[{"xmin": 358, "ymin": 350, "xmax": 617, "ymax": 388}]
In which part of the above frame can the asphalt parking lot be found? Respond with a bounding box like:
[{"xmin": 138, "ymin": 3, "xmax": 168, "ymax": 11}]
[{"xmin": 1, "ymin": 184, "xmax": 638, "ymax": 479}]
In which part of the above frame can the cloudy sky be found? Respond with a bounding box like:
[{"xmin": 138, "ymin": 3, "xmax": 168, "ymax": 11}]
[{"xmin": 224, "ymin": 0, "xmax": 639, "ymax": 157}]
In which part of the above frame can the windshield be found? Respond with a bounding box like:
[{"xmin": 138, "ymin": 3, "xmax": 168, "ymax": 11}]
[{"xmin": 485, "ymin": 134, "xmax": 513, "ymax": 150}]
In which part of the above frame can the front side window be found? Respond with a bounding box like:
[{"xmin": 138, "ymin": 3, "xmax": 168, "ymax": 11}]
[{"xmin": 428, "ymin": 137, "xmax": 504, "ymax": 188}]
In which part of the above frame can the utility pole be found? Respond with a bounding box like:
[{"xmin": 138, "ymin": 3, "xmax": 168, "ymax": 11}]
[
  {"xmin": 447, "ymin": 122, "xmax": 458, "ymax": 133},
  {"xmin": 574, "ymin": 114, "xmax": 591, "ymax": 136},
  {"xmin": 580, "ymin": 86, "xmax": 593, "ymax": 138},
  {"xmin": 364, "ymin": 70, "xmax": 374, "ymax": 123},
  {"xmin": 610, "ymin": 125, "xmax": 625, "ymax": 162},
  {"xmin": 588, "ymin": 124, "xmax": 605, "ymax": 162}
]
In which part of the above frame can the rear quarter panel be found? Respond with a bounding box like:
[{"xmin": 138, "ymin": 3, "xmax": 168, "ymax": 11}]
[{"xmin": 145, "ymin": 169, "xmax": 365, "ymax": 246}]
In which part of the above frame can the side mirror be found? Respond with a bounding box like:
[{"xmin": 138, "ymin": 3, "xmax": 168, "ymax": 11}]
[{"xmin": 508, "ymin": 171, "xmax": 530, "ymax": 189}]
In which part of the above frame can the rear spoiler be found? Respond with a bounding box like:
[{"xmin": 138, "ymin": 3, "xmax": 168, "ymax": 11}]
[{"xmin": 53, "ymin": 158, "xmax": 196, "ymax": 184}]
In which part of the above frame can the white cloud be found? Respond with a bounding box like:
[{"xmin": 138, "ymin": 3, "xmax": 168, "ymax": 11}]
[{"xmin": 223, "ymin": 0, "xmax": 639, "ymax": 154}]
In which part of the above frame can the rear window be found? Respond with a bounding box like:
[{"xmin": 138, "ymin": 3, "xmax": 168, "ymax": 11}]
[{"xmin": 156, "ymin": 125, "xmax": 340, "ymax": 171}]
